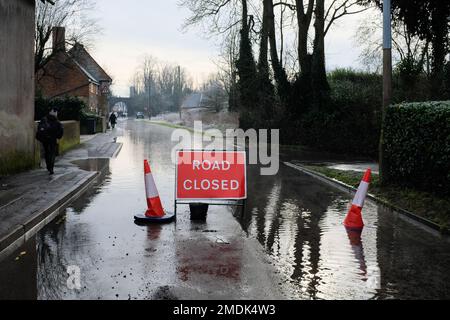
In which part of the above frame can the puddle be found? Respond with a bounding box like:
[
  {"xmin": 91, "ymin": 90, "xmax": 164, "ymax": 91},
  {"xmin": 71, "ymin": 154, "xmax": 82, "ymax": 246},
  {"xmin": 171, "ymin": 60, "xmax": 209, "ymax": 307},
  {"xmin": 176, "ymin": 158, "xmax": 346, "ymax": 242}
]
[{"xmin": 71, "ymin": 158, "xmax": 110, "ymax": 173}]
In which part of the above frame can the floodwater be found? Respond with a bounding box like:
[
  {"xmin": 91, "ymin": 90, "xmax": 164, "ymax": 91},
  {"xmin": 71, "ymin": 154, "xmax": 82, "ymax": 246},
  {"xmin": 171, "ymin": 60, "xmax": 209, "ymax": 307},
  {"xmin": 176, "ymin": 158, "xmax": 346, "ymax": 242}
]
[
  {"xmin": 242, "ymin": 164, "xmax": 450, "ymax": 299},
  {"xmin": 0, "ymin": 119, "xmax": 449, "ymax": 300}
]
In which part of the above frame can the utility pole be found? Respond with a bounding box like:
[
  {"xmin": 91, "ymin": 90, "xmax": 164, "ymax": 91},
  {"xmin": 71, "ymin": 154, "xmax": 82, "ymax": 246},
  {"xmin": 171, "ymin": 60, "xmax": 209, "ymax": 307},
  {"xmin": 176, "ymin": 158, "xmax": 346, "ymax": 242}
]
[
  {"xmin": 380, "ymin": 0, "xmax": 392, "ymax": 184},
  {"xmin": 177, "ymin": 66, "xmax": 182, "ymax": 120},
  {"xmin": 147, "ymin": 77, "xmax": 151, "ymax": 119},
  {"xmin": 383, "ymin": 0, "xmax": 392, "ymax": 110}
]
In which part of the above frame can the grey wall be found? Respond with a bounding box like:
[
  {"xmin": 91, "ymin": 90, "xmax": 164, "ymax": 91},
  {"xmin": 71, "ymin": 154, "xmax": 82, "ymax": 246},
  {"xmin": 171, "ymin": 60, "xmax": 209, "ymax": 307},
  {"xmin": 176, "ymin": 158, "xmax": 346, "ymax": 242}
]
[{"xmin": 0, "ymin": 0, "xmax": 36, "ymax": 174}]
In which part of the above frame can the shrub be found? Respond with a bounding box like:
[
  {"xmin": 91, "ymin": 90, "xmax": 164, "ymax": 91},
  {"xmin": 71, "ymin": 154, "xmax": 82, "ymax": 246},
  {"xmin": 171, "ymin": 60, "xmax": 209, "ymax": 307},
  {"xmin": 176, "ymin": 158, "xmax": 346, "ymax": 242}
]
[
  {"xmin": 296, "ymin": 75, "xmax": 382, "ymax": 158},
  {"xmin": 35, "ymin": 94, "xmax": 87, "ymax": 121},
  {"xmin": 328, "ymin": 68, "xmax": 381, "ymax": 85},
  {"xmin": 382, "ymin": 101, "xmax": 450, "ymax": 196}
]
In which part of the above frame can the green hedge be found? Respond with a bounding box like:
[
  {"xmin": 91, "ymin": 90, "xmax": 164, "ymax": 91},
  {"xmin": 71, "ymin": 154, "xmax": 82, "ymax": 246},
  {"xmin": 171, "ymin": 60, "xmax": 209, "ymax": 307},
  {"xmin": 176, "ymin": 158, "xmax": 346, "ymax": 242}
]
[
  {"xmin": 35, "ymin": 95, "xmax": 86, "ymax": 121},
  {"xmin": 382, "ymin": 101, "xmax": 450, "ymax": 196},
  {"xmin": 293, "ymin": 76, "xmax": 382, "ymax": 158}
]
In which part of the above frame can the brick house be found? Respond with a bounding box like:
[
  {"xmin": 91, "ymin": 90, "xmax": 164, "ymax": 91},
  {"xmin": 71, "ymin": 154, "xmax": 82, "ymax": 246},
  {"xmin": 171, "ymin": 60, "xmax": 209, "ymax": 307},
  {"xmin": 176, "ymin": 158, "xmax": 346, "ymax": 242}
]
[{"xmin": 37, "ymin": 27, "xmax": 112, "ymax": 116}]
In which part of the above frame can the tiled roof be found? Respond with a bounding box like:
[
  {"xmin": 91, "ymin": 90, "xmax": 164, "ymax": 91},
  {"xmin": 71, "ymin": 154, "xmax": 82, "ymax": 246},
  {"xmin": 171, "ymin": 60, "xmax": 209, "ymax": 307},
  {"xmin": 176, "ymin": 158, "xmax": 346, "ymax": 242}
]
[
  {"xmin": 68, "ymin": 44, "xmax": 112, "ymax": 83},
  {"xmin": 72, "ymin": 60, "xmax": 99, "ymax": 85}
]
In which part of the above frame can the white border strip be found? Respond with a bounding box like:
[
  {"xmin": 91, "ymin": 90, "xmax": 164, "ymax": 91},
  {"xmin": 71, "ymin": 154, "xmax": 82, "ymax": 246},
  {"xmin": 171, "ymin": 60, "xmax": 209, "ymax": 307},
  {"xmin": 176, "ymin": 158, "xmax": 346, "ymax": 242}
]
[{"xmin": 175, "ymin": 149, "xmax": 247, "ymax": 200}]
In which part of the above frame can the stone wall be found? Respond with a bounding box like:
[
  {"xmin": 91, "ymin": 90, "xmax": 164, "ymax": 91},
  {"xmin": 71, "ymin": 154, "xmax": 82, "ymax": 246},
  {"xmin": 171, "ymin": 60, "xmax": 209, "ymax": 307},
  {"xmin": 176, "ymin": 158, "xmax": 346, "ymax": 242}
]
[
  {"xmin": 0, "ymin": 0, "xmax": 36, "ymax": 176},
  {"xmin": 34, "ymin": 121, "xmax": 81, "ymax": 167},
  {"xmin": 59, "ymin": 120, "xmax": 81, "ymax": 154}
]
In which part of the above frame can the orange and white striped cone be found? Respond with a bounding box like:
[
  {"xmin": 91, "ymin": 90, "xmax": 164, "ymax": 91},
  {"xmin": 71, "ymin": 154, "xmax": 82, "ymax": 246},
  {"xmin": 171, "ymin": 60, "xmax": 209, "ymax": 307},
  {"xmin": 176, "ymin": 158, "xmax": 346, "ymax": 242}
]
[
  {"xmin": 143, "ymin": 160, "xmax": 165, "ymax": 218},
  {"xmin": 134, "ymin": 160, "xmax": 175, "ymax": 223},
  {"xmin": 344, "ymin": 169, "xmax": 371, "ymax": 231}
]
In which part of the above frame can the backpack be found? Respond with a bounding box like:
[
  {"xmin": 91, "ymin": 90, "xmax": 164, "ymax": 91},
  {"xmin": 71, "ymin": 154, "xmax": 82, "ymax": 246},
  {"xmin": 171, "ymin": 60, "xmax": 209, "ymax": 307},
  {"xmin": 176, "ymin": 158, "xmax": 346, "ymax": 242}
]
[{"xmin": 36, "ymin": 119, "xmax": 50, "ymax": 143}]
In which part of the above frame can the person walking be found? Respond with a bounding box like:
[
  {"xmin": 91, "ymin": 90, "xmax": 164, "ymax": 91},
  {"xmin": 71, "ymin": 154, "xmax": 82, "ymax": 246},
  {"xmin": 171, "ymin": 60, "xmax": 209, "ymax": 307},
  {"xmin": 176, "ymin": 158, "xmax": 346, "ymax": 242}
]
[
  {"xmin": 36, "ymin": 108, "xmax": 64, "ymax": 175},
  {"xmin": 109, "ymin": 112, "xmax": 117, "ymax": 129}
]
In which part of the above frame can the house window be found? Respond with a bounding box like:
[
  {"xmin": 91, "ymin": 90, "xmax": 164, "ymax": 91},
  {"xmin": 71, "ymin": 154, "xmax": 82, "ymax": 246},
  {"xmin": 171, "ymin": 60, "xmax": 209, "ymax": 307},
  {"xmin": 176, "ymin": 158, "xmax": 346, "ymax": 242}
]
[{"xmin": 89, "ymin": 83, "xmax": 98, "ymax": 95}]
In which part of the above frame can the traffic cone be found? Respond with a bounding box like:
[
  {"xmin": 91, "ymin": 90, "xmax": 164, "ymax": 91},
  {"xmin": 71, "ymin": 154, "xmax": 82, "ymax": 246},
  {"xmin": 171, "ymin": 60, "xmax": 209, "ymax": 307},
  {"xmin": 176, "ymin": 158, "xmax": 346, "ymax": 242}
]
[
  {"xmin": 143, "ymin": 160, "xmax": 165, "ymax": 218},
  {"xmin": 134, "ymin": 160, "xmax": 175, "ymax": 223},
  {"xmin": 344, "ymin": 169, "xmax": 371, "ymax": 230}
]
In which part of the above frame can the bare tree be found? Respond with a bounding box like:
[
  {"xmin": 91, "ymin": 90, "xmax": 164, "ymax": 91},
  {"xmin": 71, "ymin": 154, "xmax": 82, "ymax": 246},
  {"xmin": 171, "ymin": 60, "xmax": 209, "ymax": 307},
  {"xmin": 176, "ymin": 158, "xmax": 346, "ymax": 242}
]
[
  {"xmin": 35, "ymin": 0, "xmax": 100, "ymax": 73},
  {"xmin": 324, "ymin": 0, "xmax": 370, "ymax": 36},
  {"xmin": 355, "ymin": 11, "xmax": 430, "ymax": 73},
  {"xmin": 141, "ymin": 55, "xmax": 159, "ymax": 116},
  {"xmin": 159, "ymin": 64, "xmax": 176, "ymax": 96},
  {"xmin": 129, "ymin": 55, "xmax": 193, "ymax": 115},
  {"xmin": 203, "ymin": 73, "xmax": 228, "ymax": 112},
  {"xmin": 179, "ymin": 0, "xmax": 242, "ymax": 36}
]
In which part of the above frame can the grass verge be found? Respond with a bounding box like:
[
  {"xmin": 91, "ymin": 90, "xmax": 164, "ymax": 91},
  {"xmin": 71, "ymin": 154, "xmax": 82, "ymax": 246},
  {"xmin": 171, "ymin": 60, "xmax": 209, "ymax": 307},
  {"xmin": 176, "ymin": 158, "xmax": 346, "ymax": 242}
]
[
  {"xmin": 147, "ymin": 120, "xmax": 191, "ymax": 131},
  {"xmin": 306, "ymin": 165, "xmax": 450, "ymax": 232}
]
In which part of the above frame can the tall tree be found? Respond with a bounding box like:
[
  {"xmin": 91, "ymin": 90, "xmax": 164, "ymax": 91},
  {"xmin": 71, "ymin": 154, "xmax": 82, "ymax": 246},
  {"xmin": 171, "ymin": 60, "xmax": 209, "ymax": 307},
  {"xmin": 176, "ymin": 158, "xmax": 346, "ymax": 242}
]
[
  {"xmin": 35, "ymin": 0, "xmax": 100, "ymax": 73},
  {"xmin": 214, "ymin": 29, "xmax": 240, "ymax": 111},
  {"xmin": 360, "ymin": 0, "xmax": 450, "ymax": 96},
  {"xmin": 312, "ymin": 0, "xmax": 329, "ymax": 92},
  {"xmin": 266, "ymin": 0, "xmax": 290, "ymax": 99},
  {"xmin": 236, "ymin": 0, "xmax": 258, "ymax": 113},
  {"xmin": 295, "ymin": 0, "xmax": 315, "ymax": 76}
]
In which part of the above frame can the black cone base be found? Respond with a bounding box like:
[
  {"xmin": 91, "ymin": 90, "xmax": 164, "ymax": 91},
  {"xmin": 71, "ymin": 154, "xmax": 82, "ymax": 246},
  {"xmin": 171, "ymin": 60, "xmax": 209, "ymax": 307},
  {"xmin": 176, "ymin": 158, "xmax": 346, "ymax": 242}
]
[{"xmin": 134, "ymin": 211, "xmax": 176, "ymax": 224}]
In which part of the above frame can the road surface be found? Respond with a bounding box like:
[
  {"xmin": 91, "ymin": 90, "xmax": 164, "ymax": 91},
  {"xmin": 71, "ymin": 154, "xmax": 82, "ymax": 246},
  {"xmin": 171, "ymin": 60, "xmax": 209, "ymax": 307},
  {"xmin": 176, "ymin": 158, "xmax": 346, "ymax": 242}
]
[{"xmin": 1, "ymin": 120, "xmax": 449, "ymax": 300}]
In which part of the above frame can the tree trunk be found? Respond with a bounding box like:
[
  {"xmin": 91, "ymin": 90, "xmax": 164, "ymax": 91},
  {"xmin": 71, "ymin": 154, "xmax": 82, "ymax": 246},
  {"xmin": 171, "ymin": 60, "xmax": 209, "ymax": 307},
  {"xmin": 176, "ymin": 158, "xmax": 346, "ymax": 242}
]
[
  {"xmin": 256, "ymin": 0, "xmax": 276, "ymax": 121},
  {"xmin": 430, "ymin": 4, "xmax": 448, "ymax": 98},
  {"xmin": 258, "ymin": 0, "xmax": 270, "ymax": 76},
  {"xmin": 312, "ymin": 0, "xmax": 329, "ymax": 93},
  {"xmin": 295, "ymin": 0, "xmax": 314, "ymax": 76},
  {"xmin": 265, "ymin": 0, "xmax": 290, "ymax": 98},
  {"xmin": 237, "ymin": 0, "xmax": 258, "ymax": 114}
]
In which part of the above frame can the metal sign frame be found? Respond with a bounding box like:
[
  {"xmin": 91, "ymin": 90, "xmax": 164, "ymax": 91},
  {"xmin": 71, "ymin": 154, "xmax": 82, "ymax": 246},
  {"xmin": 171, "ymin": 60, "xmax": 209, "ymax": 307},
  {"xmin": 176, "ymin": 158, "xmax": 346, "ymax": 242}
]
[{"xmin": 174, "ymin": 149, "xmax": 247, "ymax": 215}]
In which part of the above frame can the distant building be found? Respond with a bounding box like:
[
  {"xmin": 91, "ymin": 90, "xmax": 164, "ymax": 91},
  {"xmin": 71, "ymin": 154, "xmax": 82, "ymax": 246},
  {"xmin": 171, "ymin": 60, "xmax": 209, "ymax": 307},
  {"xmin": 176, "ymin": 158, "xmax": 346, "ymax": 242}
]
[{"xmin": 37, "ymin": 27, "xmax": 112, "ymax": 116}]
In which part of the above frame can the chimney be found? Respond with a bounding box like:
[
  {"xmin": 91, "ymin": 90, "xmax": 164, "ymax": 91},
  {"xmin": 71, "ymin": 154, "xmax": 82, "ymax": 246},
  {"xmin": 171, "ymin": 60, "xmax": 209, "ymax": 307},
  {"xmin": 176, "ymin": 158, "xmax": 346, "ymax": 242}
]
[{"xmin": 52, "ymin": 27, "xmax": 66, "ymax": 53}]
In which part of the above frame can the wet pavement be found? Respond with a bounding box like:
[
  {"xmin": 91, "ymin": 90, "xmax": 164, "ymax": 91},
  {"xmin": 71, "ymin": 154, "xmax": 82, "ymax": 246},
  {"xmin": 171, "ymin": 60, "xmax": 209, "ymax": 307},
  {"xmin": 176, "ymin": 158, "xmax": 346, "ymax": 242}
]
[
  {"xmin": 243, "ymin": 164, "xmax": 450, "ymax": 299},
  {"xmin": 1, "ymin": 119, "xmax": 449, "ymax": 300}
]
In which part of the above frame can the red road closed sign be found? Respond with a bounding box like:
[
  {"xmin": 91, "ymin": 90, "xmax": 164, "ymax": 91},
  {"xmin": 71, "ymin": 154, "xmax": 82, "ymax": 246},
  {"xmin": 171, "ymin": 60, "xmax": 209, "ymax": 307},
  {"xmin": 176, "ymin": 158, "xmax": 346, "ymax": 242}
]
[{"xmin": 176, "ymin": 150, "xmax": 247, "ymax": 200}]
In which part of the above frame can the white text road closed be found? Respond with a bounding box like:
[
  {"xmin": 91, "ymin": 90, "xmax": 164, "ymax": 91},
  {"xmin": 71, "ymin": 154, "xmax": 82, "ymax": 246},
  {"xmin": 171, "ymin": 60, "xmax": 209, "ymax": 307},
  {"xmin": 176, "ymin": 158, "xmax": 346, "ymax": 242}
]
[{"xmin": 176, "ymin": 151, "xmax": 247, "ymax": 200}]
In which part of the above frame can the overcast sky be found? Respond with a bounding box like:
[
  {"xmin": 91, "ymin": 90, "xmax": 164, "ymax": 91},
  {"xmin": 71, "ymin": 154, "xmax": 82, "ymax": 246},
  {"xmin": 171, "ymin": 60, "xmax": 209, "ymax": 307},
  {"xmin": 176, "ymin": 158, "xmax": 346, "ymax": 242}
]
[{"xmin": 89, "ymin": 0, "xmax": 379, "ymax": 97}]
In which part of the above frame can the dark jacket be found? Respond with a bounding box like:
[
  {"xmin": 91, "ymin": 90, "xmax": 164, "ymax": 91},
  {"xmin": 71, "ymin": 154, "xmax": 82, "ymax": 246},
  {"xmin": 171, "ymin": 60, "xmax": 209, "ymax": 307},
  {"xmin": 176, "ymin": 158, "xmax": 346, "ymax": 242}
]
[
  {"xmin": 37, "ymin": 115, "xmax": 64, "ymax": 145},
  {"xmin": 109, "ymin": 113, "xmax": 117, "ymax": 124}
]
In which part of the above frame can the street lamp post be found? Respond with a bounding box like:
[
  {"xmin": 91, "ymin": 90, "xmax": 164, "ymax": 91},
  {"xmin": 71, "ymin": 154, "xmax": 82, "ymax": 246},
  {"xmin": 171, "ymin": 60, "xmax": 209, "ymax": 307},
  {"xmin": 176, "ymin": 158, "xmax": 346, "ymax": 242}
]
[
  {"xmin": 177, "ymin": 65, "xmax": 182, "ymax": 120},
  {"xmin": 380, "ymin": 0, "xmax": 392, "ymax": 184},
  {"xmin": 383, "ymin": 0, "xmax": 392, "ymax": 109},
  {"xmin": 147, "ymin": 81, "xmax": 151, "ymax": 119}
]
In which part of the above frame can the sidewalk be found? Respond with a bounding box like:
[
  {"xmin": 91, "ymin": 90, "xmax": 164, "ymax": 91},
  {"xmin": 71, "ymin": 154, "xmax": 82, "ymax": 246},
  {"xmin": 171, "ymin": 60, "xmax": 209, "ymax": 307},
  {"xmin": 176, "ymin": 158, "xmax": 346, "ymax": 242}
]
[{"xmin": 0, "ymin": 130, "xmax": 122, "ymax": 259}]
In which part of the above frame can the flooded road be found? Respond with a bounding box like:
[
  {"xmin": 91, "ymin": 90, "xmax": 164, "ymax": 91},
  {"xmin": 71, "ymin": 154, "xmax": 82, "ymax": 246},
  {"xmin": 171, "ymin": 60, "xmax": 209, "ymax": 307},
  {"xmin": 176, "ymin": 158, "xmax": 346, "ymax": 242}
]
[
  {"xmin": 243, "ymin": 164, "xmax": 450, "ymax": 299},
  {"xmin": 0, "ymin": 120, "xmax": 449, "ymax": 300}
]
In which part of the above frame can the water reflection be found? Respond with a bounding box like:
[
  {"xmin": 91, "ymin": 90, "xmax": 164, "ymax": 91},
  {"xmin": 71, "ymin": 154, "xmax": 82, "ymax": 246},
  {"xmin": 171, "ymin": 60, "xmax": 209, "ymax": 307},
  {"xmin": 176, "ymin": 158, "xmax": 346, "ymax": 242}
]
[
  {"xmin": 241, "ymin": 164, "xmax": 338, "ymax": 299},
  {"xmin": 346, "ymin": 229, "xmax": 367, "ymax": 276},
  {"xmin": 37, "ymin": 158, "xmax": 112, "ymax": 299},
  {"xmin": 70, "ymin": 158, "xmax": 111, "ymax": 214},
  {"xmin": 238, "ymin": 163, "xmax": 450, "ymax": 299},
  {"xmin": 376, "ymin": 205, "xmax": 450, "ymax": 299},
  {"xmin": 0, "ymin": 239, "xmax": 37, "ymax": 300}
]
